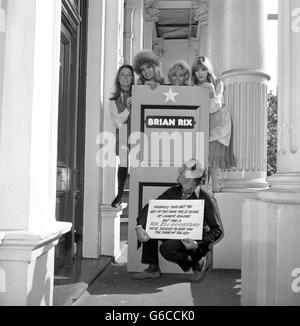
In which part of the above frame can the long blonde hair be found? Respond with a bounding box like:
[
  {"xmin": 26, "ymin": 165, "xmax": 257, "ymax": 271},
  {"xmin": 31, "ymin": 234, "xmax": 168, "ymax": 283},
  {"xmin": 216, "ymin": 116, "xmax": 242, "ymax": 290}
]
[{"xmin": 191, "ymin": 56, "xmax": 217, "ymax": 87}]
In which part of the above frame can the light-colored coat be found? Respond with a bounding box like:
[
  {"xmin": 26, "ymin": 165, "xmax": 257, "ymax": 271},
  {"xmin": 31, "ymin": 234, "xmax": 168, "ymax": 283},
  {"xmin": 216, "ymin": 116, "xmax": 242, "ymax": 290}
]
[{"xmin": 209, "ymin": 80, "xmax": 231, "ymax": 147}]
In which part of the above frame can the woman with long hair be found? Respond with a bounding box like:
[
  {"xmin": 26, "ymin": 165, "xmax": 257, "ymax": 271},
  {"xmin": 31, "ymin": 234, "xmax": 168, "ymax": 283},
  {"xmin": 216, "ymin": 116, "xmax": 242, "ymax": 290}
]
[
  {"xmin": 109, "ymin": 64, "xmax": 135, "ymax": 207},
  {"xmin": 191, "ymin": 56, "xmax": 236, "ymax": 192}
]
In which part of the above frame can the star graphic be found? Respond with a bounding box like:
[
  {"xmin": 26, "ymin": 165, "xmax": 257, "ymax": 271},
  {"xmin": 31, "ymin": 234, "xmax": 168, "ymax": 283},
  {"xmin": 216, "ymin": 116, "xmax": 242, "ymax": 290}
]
[{"xmin": 163, "ymin": 87, "xmax": 179, "ymax": 103}]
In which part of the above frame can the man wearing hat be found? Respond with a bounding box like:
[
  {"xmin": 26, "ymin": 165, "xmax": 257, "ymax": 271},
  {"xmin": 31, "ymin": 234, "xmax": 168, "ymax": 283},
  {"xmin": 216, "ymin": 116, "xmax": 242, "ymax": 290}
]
[{"xmin": 132, "ymin": 159, "xmax": 223, "ymax": 282}]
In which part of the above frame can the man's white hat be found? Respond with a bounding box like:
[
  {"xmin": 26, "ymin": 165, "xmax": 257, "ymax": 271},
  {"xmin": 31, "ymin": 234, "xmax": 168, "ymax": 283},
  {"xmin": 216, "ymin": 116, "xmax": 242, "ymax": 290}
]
[{"xmin": 184, "ymin": 158, "xmax": 205, "ymax": 179}]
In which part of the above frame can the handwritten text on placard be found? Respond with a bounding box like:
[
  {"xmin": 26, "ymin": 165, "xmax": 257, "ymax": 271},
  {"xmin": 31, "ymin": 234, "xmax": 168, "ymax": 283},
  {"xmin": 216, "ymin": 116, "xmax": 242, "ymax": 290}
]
[{"xmin": 146, "ymin": 200, "xmax": 204, "ymax": 240}]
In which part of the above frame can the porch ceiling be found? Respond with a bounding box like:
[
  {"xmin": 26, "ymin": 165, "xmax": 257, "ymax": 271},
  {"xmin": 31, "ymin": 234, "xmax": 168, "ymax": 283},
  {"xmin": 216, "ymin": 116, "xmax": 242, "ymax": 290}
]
[{"xmin": 156, "ymin": 1, "xmax": 199, "ymax": 40}]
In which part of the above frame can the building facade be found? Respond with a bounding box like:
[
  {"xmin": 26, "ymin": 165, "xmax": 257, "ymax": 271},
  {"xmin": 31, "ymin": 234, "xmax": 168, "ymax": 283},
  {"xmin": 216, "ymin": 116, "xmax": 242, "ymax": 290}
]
[{"xmin": 0, "ymin": 0, "xmax": 299, "ymax": 306}]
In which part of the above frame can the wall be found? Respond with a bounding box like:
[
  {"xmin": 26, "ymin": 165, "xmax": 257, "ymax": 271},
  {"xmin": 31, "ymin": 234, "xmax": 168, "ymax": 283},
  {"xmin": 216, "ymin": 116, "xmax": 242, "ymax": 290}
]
[
  {"xmin": 0, "ymin": 0, "xmax": 7, "ymax": 131},
  {"xmin": 83, "ymin": 0, "xmax": 105, "ymax": 258},
  {"xmin": 160, "ymin": 39, "xmax": 190, "ymax": 81},
  {"xmin": 83, "ymin": 0, "xmax": 125, "ymax": 258}
]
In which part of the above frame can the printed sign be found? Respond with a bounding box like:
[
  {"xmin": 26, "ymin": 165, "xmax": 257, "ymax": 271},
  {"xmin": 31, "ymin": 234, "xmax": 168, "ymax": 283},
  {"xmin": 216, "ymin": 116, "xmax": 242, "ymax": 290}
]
[
  {"xmin": 146, "ymin": 200, "xmax": 204, "ymax": 240},
  {"xmin": 145, "ymin": 116, "xmax": 196, "ymax": 129}
]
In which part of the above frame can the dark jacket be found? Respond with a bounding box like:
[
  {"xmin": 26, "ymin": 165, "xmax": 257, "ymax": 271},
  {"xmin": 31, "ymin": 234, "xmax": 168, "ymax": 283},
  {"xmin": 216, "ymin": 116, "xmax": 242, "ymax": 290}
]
[{"xmin": 136, "ymin": 185, "xmax": 224, "ymax": 247}]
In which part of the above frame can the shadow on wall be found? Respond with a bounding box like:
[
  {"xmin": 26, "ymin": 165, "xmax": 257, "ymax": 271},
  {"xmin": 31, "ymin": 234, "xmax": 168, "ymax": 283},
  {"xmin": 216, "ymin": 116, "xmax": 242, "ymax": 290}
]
[
  {"xmin": 27, "ymin": 248, "xmax": 53, "ymax": 306},
  {"xmin": 0, "ymin": 247, "xmax": 53, "ymax": 306}
]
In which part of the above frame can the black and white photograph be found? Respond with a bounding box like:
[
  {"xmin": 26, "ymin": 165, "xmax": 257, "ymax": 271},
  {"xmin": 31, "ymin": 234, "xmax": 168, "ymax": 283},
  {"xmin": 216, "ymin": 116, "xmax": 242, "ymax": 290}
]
[{"xmin": 0, "ymin": 0, "xmax": 300, "ymax": 311}]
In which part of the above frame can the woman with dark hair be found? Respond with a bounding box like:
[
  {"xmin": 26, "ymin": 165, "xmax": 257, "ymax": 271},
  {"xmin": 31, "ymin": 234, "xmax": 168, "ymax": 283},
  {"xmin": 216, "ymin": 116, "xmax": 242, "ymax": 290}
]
[{"xmin": 109, "ymin": 64, "xmax": 135, "ymax": 208}]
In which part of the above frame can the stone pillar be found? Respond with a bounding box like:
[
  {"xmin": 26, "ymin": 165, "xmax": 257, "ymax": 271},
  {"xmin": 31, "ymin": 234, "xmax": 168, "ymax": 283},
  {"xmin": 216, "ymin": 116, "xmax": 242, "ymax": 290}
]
[
  {"xmin": 207, "ymin": 0, "xmax": 224, "ymax": 76},
  {"xmin": 98, "ymin": 0, "xmax": 124, "ymax": 259},
  {"xmin": 152, "ymin": 37, "xmax": 164, "ymax": 58},
  {"xmin": 209, "ymin": 0, "xmax": 269, "ymax": 271},
  {"xmin": 0, "ymin": 0, "xmax": 6, "ymax": 117},
  {"xmin": 83, "ymin": 0, "xmax": 105, "ymax": 259},
  {"xmin": 143, "ymin": 24, "xmax": 153, "ymax": 51},
  {"xmin": 0, "ymin": 0, "xmax": 71, "ymax": 305},
  {"xmin": 220, "ymin": 0, "xmax": 270, "ymax": 191},
  {"xmin": 188, "ymin": 37, "xmax": 200, "ymax": 64},
  {"xmin": 242, "ymin": 0, "xmax": 300, "ymax": 306},
  {"xmin": 143, "ymin": 0, "xmax": 159, "ymax": 50},
  {"xmin": 132, "ymin": 0, "xmax": 144, "ymax": 58},
  {"xmin": 124, "ymin": 0, "xmax": 135, "ymax": 64},
  {"xmin": 101, "ymin": 0, "xmax": 124, "ymax": 205},
  {"xmin": 0, "ymin": 0, "xmax": 5, "ymax": 32},
  {"xmin": 100, "ymin": 204, "xmax": 127, "ymax": 258},
  {"xmin": 198, "ymin": 22, "xmax": 207, "ymax": 57},
  {"xmin": 192, "ymin": 0, "xmax": 208, "ymax": 57}
]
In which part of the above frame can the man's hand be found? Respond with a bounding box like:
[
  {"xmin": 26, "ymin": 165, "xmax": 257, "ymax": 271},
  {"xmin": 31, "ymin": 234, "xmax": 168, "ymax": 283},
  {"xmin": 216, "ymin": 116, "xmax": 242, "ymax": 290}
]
[
  {"xmin": 182, "ymin": 238, "xmax": 198, "ymax": 250},
  {"xmin": 136, "ymin": 226, "xmax": 150, "ymax": 243}
]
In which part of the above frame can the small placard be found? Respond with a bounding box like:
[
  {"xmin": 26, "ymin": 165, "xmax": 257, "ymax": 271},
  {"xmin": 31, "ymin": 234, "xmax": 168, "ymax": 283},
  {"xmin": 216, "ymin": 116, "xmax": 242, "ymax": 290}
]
[
  {"xmin": 145, "ymin": 116, "xmax": 196, "ymax": 129},
  {"xmin": 146, "ymin": 200, "xmax": 204, "ymax": 240}
]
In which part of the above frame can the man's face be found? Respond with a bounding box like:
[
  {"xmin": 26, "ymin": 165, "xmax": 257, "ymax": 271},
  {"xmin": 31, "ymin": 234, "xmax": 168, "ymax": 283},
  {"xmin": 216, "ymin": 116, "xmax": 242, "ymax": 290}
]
[{"xmin": 177, "ymin": 165, "xmax": 195, "ymax": 187}]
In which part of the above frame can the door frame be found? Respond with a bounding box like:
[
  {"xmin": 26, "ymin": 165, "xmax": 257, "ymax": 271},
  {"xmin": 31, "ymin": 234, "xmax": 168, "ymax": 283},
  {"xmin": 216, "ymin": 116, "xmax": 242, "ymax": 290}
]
[
  {"xmin": 55, "ymin": 0, "xmax": 89, "ymax": 270},
  {"xmin": 74, "ymin": 0, "xmax": 89, "ymax": 260}
]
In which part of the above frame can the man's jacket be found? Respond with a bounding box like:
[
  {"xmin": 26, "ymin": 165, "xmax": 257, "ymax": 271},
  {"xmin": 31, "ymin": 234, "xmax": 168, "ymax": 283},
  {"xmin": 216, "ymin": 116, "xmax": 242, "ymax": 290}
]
[{"xmin": 136, "ymin": 185, "xmax": 224, "ymax": 248}]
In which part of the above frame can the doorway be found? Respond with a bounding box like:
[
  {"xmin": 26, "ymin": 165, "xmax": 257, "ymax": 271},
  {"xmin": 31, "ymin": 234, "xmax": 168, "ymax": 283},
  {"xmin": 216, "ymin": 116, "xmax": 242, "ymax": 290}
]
[{"xmin": 55, "ymin": 0, "xmax": 88, "ymax": 272}]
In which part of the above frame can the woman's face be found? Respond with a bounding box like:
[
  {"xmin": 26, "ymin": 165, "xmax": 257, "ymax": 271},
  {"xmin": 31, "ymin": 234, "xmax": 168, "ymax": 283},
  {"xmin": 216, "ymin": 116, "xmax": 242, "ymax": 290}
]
[
  {"xmin": 170, "ymin": 67, "xmax": 185, "ymax": 86},
  {"xmin": 140, "ymin": 64, "xmax": 155, "ymax": 81},
  {"xmin": 195, "ymin": 65, "xmax": 208, "ymax": 84},
  {"xmin": 119, "ymin": 67, "xmax": 133, "ymax": 90}
]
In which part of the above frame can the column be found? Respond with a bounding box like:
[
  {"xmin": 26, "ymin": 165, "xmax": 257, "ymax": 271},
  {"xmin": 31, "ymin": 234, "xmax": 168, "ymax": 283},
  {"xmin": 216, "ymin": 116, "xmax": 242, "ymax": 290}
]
[
  {"xmin": 210, "ymin": 0, "xmax": 269, "ymax": 271},
  {"xmin": 98, "ymin": 0, "xmax": 124, "ymax": 259},
  {"xmin": 143, "ymin": 0, "xmax": 159, "ymax": 50},
  {"xmin": 220, "ymin": 0, "xmax": 270, "ymax": 191},
  {"xmin": 83, "ymin": 0, "xmax": 105, "ymax": 259},
  {"xmin": 192, "ymin": 0, "xmax": 208, "ymax": 57},
  {"xmin": 124, "ymin": 0, "xmax": 135, "ymax": 64},
  {"xmin": 188, "ymin": 37, "xmax": 200, "ymax": 64},
  {"xmin": 0, "ymin": 0, "xmax": 5, "ymax": 32},
  {"xmin": 207, "ymin": 0, "xmax": 224, "ymax": 76},
  {"xmin": 100, "ymin": 0, "xmax": 124, "ymax": 205},
  {"xmin": 242, "ymin": 0, "xmax": 300, "ymax": 306},
  {"xmin": 152, "ymin": 37, "xmax": 164, "ymax": 57},
  {"xmin": 264, "ymin": 0, "xmax": 300, "ymax": 197},
  {"xmin": 0, "ymin": 0, "xmax": 71, "ymax": 305},
  {"xmin": 132, "ymin": 0, "xmax": 144, "ymax": 58},
  {"xmin": 198, "ymin": 22, "xmax": 207, "ymax": 56},
  {"xmin": 0, "ymin": 0, "xmax": 6, "ymax": 114}
]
